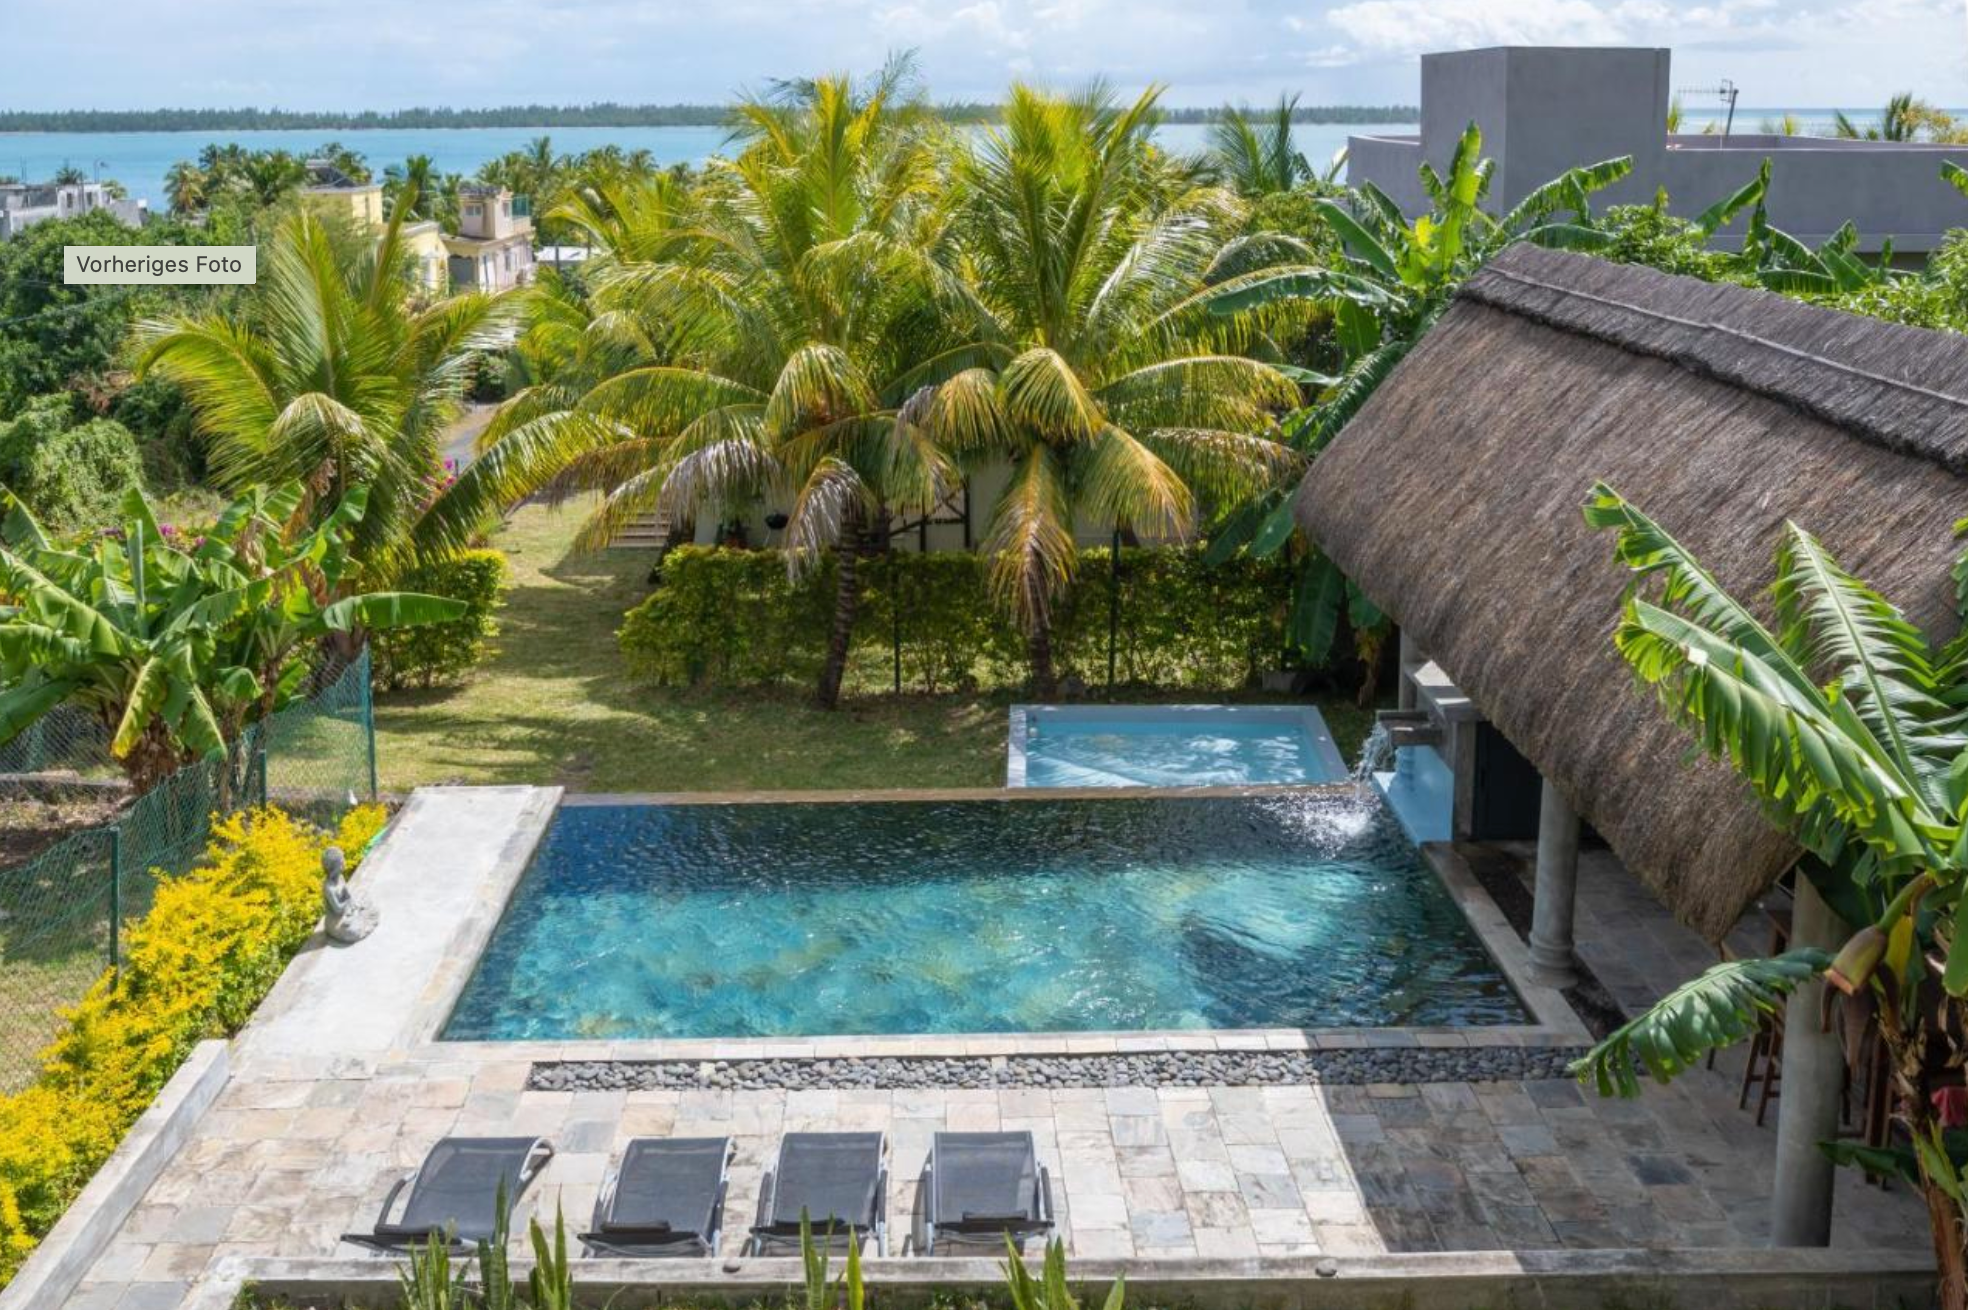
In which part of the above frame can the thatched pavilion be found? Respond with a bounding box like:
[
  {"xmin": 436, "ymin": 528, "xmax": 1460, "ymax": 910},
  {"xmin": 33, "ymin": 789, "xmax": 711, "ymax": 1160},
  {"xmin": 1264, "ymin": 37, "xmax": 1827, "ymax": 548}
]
[{"xmin": 1294, "ymin": 242, "xmax": 1968, "ymax": 1246}]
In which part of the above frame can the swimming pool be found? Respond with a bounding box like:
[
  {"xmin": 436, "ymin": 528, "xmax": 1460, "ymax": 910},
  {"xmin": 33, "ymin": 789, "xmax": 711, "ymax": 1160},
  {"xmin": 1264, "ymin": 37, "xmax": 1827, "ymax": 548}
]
[
  {"xmin": 441, "ymin": 794, "xmax": 1527, "ymax": 1041},
  {"xmin": 1007, "ymin": 705, "xmax": 1347, "ymax": 788}
]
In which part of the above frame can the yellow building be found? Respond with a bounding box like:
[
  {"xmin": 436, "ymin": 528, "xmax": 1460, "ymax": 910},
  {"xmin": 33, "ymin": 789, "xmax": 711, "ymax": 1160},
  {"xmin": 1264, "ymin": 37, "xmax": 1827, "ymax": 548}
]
[
  {"xmin": 444, "ymin": 186, "xmax": 536, "ymax": 293},
  {"xmin": 301, "ymin": 160, "xmax": 447, "ymax": 292}
]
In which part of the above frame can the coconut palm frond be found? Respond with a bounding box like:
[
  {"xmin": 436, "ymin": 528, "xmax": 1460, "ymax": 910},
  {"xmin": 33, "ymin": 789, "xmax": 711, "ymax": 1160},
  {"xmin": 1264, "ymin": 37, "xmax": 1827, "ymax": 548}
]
[
  {"xmin": 1080, "ymin": 425, "xmax": 1194, "ymax": 540},
  {"xmin": 999, "ymin": 348, "xmax": 1104, "ymax": 444},
  {"xmin": 983, "ymin": 445, "xmax": 1076, "ymax": 631}
]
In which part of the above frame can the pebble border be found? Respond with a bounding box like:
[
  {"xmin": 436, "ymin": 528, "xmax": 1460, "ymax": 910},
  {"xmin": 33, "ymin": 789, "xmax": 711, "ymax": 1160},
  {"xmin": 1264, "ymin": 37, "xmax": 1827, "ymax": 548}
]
[{"xmin": 528, "ymin": 1046, "xmax": 1590, "ymax": 1093}]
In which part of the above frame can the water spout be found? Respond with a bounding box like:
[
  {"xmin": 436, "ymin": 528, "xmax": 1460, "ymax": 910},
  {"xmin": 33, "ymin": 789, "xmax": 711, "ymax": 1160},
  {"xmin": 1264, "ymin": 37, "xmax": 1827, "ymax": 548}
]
[{"xmin": 1352, "ymin": 721, "xmax": 1394, "ymax": 795}]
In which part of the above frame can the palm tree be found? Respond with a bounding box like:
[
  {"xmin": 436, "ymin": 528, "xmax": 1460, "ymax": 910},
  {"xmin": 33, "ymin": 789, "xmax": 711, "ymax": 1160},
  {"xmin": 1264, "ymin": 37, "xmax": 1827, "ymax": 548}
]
[
  {"xmin": 240, "ymin": 151, "xmax": 307, "ymax": 207},
  {"xmin": 386, "ymin": 154, "xmax": 439, "ymax": 219},
  {"xmin": 1571, "ymin": 485, "xmax": 1968, "ymax": 1310},
  {"xmin": 423, "ymin": 59, "xmax": 983, "ymax": 708},
  {"xmin": 133, "ymin": 197, "xmax": 507, "ymax": 576},
  {"xmin": 1837, "ymin": 92, "xmax": 1923, "ymax": 141},
  {"xmin": 1205, "ymin": 94, "xmax": 1310, "ymax": 198},
  {"xmin": 163, "ymin": 160, "xmax": 207, "ymax": 216},
  {"xmin": 918, "ymin": 84, "xmax": 1303, "ymax": 695}
]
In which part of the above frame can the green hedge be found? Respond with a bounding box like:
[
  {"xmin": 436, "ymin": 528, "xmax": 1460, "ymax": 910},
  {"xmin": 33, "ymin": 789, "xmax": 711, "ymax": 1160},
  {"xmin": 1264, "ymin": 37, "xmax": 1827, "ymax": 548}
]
[
  {"xmin": 619, "ymin": 545, "xmax": 1299, "ymax": 693},
  {"xmin": 371, "ymin": 549, "xmax": 509, "ymax": 690}
]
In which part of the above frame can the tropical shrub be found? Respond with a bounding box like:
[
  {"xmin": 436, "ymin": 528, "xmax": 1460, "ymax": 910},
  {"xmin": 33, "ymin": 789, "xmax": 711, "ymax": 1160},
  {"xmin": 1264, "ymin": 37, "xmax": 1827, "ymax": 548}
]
[
  {"xmin": 1571, "ymin": 486, "xmax": 1968, "ymax": 1307},
  {"xmin": 619, "ymin": 544, "xmax": 1301, "ymax": 694},
  {"xmin": 0, "ymin": 803, "xmax": 387, "ymax": 1285},
  {"xmin": 371, "ymin": 549, "xmax": 509, "ymax": 691},
  {"xmin": 0, "ymin": 483, "xmax": 466, "ymax": 792},
  {"xmin": 0, "ymin": 396, "xmax": 146, "ymax": 535}
]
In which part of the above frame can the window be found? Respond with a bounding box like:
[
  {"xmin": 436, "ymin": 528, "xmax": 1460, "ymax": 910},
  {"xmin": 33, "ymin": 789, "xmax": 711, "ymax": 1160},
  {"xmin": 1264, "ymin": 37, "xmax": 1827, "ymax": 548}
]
[{"xmin": 465, "ymin": 204, "xmax": 482, "ymax": 218}]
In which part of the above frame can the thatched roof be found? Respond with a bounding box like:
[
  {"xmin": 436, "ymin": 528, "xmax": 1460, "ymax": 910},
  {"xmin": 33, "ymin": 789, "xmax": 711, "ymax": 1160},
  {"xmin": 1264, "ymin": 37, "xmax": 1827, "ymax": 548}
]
[{"xmin": 1297, "ymin": 243, "xmax": 1968, "ymax": 940}]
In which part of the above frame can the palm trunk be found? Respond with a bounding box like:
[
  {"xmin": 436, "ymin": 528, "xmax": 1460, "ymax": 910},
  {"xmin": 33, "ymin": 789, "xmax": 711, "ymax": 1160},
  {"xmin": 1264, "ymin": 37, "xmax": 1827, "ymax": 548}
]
[
  {"xmin": 816, "ymin": 510, "xmax": 863, "ymax": 710},
  {"xmin": 1026, "ymin": 572, "xmax": 1056, "ymax": 699}
]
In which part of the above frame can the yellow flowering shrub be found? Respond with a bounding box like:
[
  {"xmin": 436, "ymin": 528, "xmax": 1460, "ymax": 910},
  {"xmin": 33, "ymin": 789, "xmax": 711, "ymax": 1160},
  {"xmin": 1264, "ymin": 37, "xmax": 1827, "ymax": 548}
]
[{"xmin": 0, "ymin": 803, "xmax": 388, "ymax": 1284}]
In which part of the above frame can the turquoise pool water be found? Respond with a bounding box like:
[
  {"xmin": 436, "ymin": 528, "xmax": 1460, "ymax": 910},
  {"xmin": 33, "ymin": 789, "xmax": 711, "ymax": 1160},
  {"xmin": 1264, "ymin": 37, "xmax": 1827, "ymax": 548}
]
[
  {"xmin": 442, "ymin": 796, "xmax": 1526, "ymax": 1040},
  {"xmin": 1010, "ymin": 706, "xmax": 1347, "ymax": 788}
]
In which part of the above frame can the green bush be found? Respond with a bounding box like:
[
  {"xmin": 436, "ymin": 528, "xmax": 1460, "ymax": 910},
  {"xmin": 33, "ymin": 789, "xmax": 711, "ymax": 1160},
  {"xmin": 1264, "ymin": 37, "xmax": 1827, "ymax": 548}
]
[
  {"xmin": 1054, "ymin": 547, "xmax": 1296, "ymax": 689},
  {"xmin": 370, "ymin": 549, "xmax": 509, "ymax": 690},
  {"xmin": 619, "ymin": 546, "xmax": 836, "ymax": 687},
  {"xmin": 0, "ymin": 394, "xmax": 146, "ymax": 534},
  {"xmin": 0, "ymin": 805, "xmax": 388, "ymax": 1286},
  {"xmin": 619, "ymin": 544, "xmax": 1300, "ymax": 694}
]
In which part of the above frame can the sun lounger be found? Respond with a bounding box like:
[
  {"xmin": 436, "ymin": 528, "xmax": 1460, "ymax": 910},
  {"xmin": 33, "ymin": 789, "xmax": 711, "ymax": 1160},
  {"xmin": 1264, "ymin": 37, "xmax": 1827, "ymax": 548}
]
[
  {"xmin": 341, "ymin": 1136, "xmax": 555, "ymax": 1254},
  {"xmin": 579, "ymin": 1136, "xmax": 733, "ymax": 1257},
  {"xmin": 920, "ymin": 1131, "xmax": 1053, "ymax": 1254},
  {"xmin": 747, "ymin": 1131, "xmax": 888, "ymax": 1256}
]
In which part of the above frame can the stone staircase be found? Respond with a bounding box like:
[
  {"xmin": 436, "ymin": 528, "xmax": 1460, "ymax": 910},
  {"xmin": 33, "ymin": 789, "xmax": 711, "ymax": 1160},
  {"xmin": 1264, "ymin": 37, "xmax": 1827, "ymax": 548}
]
[{"xmin": 607, "ymin": 510, "xmax": 671, "ymax": 550}]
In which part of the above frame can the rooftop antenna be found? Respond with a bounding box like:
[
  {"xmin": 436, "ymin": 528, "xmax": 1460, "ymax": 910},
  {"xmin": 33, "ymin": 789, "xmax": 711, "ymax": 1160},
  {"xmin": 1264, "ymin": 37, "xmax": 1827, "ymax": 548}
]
[{"xmin": 1678, "ymin": 78, "xmax": 1739, "ymax": 140}]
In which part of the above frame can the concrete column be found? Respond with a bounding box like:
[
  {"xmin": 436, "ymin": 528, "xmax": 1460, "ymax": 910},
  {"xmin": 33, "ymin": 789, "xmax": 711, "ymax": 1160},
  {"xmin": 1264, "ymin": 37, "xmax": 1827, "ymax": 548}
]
[
  {"xmin": 1397, "ymin": 629, "xmax": 1419, "ymax": 711},
  {"xmin": 1527, "ymin": 780, "xmax": 1581, "ymax": 989},
  {"xmin": 1771, "ymin": 875, "xmax": 1848, "ymax": 1247}
]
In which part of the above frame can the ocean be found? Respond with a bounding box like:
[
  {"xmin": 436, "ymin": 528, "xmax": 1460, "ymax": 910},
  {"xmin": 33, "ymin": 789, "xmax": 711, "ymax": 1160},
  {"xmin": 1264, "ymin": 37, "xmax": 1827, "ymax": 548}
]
[
  {"xmin": 0, "ymin": 110, "xmax": 1925, "ymax": 212},
  {"xmin": 0, "ymin": 122, "xmax": 1390, "ymax": 209}
]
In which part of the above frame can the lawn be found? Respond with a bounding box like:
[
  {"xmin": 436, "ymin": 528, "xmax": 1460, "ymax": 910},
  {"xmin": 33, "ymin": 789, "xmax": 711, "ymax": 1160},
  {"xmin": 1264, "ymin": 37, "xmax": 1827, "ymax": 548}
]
[{"xmin": 372, "ymin": 502, "xmax": 1378, "ymax": 794}]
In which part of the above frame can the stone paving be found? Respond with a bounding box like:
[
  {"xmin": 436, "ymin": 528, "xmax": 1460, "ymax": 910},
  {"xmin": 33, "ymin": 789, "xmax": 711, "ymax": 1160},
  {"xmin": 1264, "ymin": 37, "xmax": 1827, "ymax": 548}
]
[{"xmin": 58, "ymin": 790, "xmax": 1928, "ymax": 1309}]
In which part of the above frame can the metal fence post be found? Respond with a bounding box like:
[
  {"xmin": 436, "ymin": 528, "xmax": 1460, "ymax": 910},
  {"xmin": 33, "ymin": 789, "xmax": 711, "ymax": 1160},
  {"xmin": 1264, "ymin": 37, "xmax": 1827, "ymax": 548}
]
[
  {"xmin": 362, "ymin": 653, "xmax": 380, "ymax": 800},
  {"xmin": 256, "ymin": 743, "xmax": 269, "ymax": 808},
  {"xmin": 107, "ymin": 826, "xmax": 122, "ymax": 979}
]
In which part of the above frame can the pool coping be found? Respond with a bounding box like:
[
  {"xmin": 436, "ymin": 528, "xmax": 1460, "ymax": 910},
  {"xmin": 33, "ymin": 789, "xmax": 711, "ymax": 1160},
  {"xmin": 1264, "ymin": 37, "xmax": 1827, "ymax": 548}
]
[
  {"xmin": 184, "ymin": 1246, "xmax": 1938, "ymax": 1310},
  {"xmin": 405, "ymin": 786, "xmax": 1589, "ymax": 1060},
  {"xmin": 1005, "ymin": 703, "xmax": 1349, "ymax": 788}
]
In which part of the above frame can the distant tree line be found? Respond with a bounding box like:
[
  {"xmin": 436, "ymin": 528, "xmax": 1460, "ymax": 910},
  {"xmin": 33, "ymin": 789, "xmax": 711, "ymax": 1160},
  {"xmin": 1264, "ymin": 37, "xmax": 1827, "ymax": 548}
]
[{"xmin": 0, "ymin": 102, "xmax": 1419, "ymax": 133}]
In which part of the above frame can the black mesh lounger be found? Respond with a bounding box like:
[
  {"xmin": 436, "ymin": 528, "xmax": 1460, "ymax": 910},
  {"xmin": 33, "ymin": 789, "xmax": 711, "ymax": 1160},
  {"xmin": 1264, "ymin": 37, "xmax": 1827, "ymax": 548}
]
[
  {"xmin": 579, "ymin": 1136, "xmax": 734, "ymax": 1257},
  {"xmin": 341, "ymin": 1136, "xmax": 555, "ymax": 1255},
  {"xmin": 921, "ymin": 1132, "xmax": 1053, "ymax": 1254},
  {"xmin": 747, "ymin": 1131, "xmax": 888, "ymax": 1256}
]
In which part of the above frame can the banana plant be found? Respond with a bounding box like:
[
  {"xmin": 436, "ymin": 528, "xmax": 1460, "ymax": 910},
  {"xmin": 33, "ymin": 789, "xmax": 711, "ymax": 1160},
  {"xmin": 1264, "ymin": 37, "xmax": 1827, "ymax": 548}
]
[
  {"xmin": 1572, "ymin": 483, "xmax": 1968, "ymax": 1307},
  {"xmin": 1693, "ymin": 158, "xmax": 1905, "ymax": 295},
  {"xmin": 1191, "ymin": 125, "xmax": 1631, "ymax": 684},
  {"xmin": 0, "ymin": 482, "xmax": 465, "ymax": 793}
]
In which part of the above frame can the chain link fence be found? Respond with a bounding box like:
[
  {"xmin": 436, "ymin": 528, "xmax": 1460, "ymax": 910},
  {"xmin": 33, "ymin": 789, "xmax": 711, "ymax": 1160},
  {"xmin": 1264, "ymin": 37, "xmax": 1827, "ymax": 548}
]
[{"xmin": 0, "ymin": 652, "xmax": 377, "ymax": 1090}]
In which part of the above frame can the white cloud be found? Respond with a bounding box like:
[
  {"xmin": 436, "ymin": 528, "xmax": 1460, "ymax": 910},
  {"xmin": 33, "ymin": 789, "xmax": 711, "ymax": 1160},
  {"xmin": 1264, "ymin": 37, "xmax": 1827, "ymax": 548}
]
[
  {"xmin": 1325, "ymin": 0, "xmax": 1626, "ymax": 55},
  {"xmin": 0, "ymin": 0, "xmax": 1962, "ymax": 109}
]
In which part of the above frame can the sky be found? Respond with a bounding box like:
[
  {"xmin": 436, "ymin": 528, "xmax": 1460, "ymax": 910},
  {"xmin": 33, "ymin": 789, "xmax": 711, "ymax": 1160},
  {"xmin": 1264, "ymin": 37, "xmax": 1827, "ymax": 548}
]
[{"xmin": 1, "ymin": 0, "xmax": 1964, "ymax": 110}]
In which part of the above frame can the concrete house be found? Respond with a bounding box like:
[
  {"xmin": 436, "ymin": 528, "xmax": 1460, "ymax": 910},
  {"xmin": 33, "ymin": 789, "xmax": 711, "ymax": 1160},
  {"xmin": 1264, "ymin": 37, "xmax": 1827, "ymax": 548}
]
[
  {"xmin": 445, "ymin": 186, "xmax": 536, "ymax": 293},
  {"xmin": 1347, "ymin": 47, "xmax": 1968, "ymax": 252},
  {"xmin": 0, "ymin": 180, "xmax": 146, "ymax": 239}
]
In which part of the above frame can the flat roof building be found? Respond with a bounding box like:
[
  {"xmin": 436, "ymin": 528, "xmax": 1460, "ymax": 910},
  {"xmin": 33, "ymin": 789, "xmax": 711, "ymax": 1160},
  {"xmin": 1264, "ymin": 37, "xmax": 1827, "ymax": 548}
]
[
  {"xmin": 0, "ymin": 180, "xmax": 146, "ymax": 240},
  {"xmin": 1347, "ymin": 47, "xmax": 1968, "ymax": 251}
]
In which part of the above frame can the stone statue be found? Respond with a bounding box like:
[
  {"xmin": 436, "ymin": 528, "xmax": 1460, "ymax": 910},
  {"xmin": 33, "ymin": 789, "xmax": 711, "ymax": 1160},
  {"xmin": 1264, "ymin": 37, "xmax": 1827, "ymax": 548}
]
[{"xmin": 321, "ymin": 845, "xmax": 378, "ymax": 943}]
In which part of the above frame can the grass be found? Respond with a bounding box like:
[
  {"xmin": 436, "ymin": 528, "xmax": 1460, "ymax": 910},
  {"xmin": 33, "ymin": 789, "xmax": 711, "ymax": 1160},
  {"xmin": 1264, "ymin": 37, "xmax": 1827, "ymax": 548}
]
[{"xmin": 371, "ymin": 501, "xmax": 1379, "ymax": 794}]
